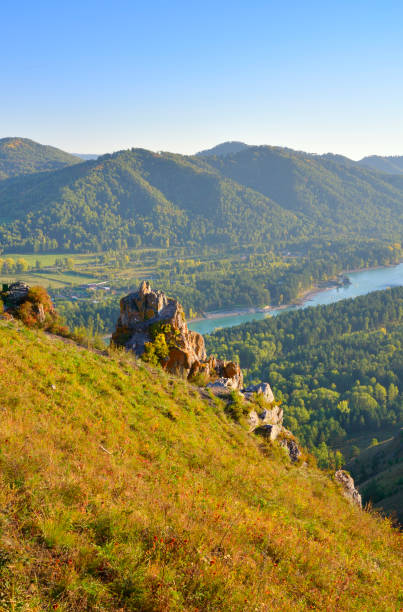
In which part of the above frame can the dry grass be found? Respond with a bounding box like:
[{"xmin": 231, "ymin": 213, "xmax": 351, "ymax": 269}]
[{"xmin": 0, "ymin": 319, "xmax": 401, "ymax": 611}]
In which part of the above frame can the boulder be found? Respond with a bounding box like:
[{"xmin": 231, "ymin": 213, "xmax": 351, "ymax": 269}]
[
  {"xmin": 243, "ymin": 382, "xmax": 274, "ymax": 403},
  {"xmin": 279, "ymin": 437, "xmax": 302, "ymax": 463},
  {"xmin": 206, "ymin": 377, "xmax": 241, "ymax": 396},
  {"xmin": 247, "ymin": 405, "xmax": 283, "ymax": 432},
  {"xmin": 254, "ymin": 424, "xmax": 282, "ymax": 441},
  {"xmin": 335, "ymin": 470, "xmax": 362, "ymax": 508}
]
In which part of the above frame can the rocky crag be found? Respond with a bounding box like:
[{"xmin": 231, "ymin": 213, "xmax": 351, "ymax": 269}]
[
  {"xmin": 111, "ymin": 282, "xmax": 304, "ymax": 460},
  {"xmin": 335, "ymin": 470, "xmax": 362, "ymax": 508},
  {"xmin": 111, "ymin": 281, "xmax": 244, "ymax": 388},
  {"xmin": 1, "ymin": 281, "xmax": 56, "ymax": 326},
  {"xmin": 110, "ymin": 283, "xmax": 364, "ymax": 488}
]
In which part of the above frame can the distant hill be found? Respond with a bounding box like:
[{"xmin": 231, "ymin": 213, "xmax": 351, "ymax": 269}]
[
  {"xmin": 205, "ymin": 145, "xmax": 403, "ymax": 233},
  {"xmin": 0, "ymin": 137, "xmax": 81, "ymax": 180},
  {"xmin": 0, "ymin": 144, "xmax": 403, "ymax": 252},
  {"xmin": 72, "ymin": 153, "xmax": 100, "ymax": 160},
  {"xmin": 195, "ymin": 140, "xmax": 251, "ymax": 157},
  {"xmin": 358, "ymin": 155, "xmax": 403, "ymax": 174}
]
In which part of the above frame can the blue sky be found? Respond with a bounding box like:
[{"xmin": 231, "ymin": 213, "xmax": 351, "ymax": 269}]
[{"xmin": 1, "ymin": 0, "xmax": 402, "ymax": 158}]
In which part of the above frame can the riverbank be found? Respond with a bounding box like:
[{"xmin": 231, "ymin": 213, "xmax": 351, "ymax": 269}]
[
  {"xmin": 189, "ymin": 278, "xmax": 342, "ymax": 323},
  {"xmin": 188, "ymin": 262, "xmax": 403, "ymax": 335}
]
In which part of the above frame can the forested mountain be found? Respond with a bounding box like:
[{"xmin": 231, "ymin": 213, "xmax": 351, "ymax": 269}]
[
  {"xmin": 206, "ymin": 146, "xmax": 403, "ymax": 235},
  {"xmin": 195, "ymin": 141, "xmax": 250, "ymax": 157},
  {"xmin": 0, "ymin": 137, "xmax": 81, "ymax": 180},
  {"xmin": 0, "ymin": 144, "xmax": 403, "ymax": 252},
  {"xmin": 0, "ymin": 148, "xmax": 301, "ymax": 252},
  {"xmin": 358, "ymin": 155, "xmax": 403, "ymax": 174}
]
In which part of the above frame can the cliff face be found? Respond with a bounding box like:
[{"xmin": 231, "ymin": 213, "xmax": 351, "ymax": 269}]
[{"xmin": 111, "ymin": 281, "xmax": 243, "ymax": 388}]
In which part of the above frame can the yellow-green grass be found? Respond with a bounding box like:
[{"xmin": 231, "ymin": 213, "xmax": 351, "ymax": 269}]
[{"xmin": 0, "ymin": 320, "xmax": 401, "ymax": 611}]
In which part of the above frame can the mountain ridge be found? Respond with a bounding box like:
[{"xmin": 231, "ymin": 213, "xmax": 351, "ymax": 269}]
[{"xmin": 0, "ymin": 141, "xmax": 403, "ymax": 252}]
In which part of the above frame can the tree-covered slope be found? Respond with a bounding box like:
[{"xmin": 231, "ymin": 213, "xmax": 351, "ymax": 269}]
[
  {"xmin": 347, "ymin": 431, "xmax": 403, "ymax": 523},
  {"xmin": 0, "ymin": 149, "xmax": 300, "ymax": 252},
  {"xmin": 0, "ymin": 318, "xmax": 401, "ymax": 610},
  {"xmin": 1, "ymin": 144, "xmax": 403, "ymax": 252},
  {"xmin": 0, "ymin": 137, "xmax": 81, "ymax": 180},
  {"xmin": 206, "ymin": 146, "xmax": 403, "ymax": 237},
  {"xmin": 206, "ymin": 287, "xmax": 403, "ymax": 468},
  {"xmin": 195, "ymin": 141, "xmax": 250, "ymax": 157}
]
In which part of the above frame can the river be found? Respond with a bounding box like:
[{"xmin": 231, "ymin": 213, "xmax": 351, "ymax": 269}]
[{"xmin": 188, "ymin": 262, "xmax": 403, "ymax": 336}]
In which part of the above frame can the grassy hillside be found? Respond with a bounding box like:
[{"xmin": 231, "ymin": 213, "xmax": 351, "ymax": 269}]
[
  {"xmin": 0, "ymin": 137, "xmax": 81, "ymax": 180},
  {"xmin": 0, "ymin": 318, "xmax": 401, "ymax": 610},
  {"xmin": 1, "ymin": 144, "xmax": 403, "ymax": 252}
]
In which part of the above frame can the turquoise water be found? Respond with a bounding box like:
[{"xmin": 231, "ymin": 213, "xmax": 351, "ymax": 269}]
[{"xmin": 188, "ymin": 263, "xmax": 403, "ymax": 336}]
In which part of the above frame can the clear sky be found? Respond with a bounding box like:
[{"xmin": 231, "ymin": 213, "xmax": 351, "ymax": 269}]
[{"xmin": 2, "ymin": 0, "xmax": 402, "ymax": 158}]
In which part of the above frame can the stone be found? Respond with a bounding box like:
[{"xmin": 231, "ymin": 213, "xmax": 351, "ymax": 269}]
[
  {"xmin": 254, "ymin": 423, "xmax": 282, "ymax": 441},
  {"xmin": 279, "ymin": 437, "xmax": 302, "ymax": 462},
  {"xmin": 247, "ymin": 404, "xmax": 283, "ymax": 432},
  {"xmin": 335, "ymin": 470, "xmax": 362, "ymax": 508},
  {"xmin": 258, "ymin": 405, "xmax": 283, "ymax": 425},
  {"xmin": 243, "ymin": 382, "xmax": 274, "ymax": 403},
  {"xmin": 206, "ymin": 377, "xmax": 241, "ymax": 396}
]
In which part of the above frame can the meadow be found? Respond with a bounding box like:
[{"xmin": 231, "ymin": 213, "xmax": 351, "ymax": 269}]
[{"xmin": 0, "ymin": 318, "xmax": 401, "ymax": 610}]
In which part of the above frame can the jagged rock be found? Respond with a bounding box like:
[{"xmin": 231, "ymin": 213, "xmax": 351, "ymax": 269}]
[
  {"xmin": 206, "ymin": 377, "xmax": 241, "ymax": 396},
  {"xmin": 335, "ymin": 470, "xmax": 362, "ymax": 508},
  {"xmin": 221, "ymin": 361, "xmax": 243, "ymax": 389},
  {"xmin": 243, "ymin": 382, "xmax": 274, "ymax": 403},
  {"xmin": 112, "ymin": 282, "xmax": 242, "ymax": 388},
  {"xmin": 254, "ymin": 424, "xmax": 282, "ymax": 441},
  {"xmin": 112, "ymin": 281, "xmax": 206, "ymax": 378},
  {"xmin": 279, "ymin": 437, "xmax": 302, "ymax": 463},
  {"xmin": 248, "ymin": 405, "xmax": 283, "ymax": 431}
]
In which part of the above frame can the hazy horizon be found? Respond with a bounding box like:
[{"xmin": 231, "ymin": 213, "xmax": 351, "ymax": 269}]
[{"xmin": 2, "ymin": 135, "xmax": 400, "ymax": 162}]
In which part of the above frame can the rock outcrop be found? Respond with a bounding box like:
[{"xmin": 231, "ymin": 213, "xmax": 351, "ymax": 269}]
[
  {"xmin": 243, "ymin": 382, "xmax": 275, "ymax": 403},
  {"xmin": 111, "ymin": 282, "xmax": 243, "ymax": 388},
  {"xmin": 335, "ymin": 470, "xmax": 362, "ymax": 508},
  {"xmin": 112, "ymin": 282, "xmax": 304, "ymax": 463},
  {"xmin": 1, "ymin": 281, "xmax": 30, "ymax": 308},
  {"xmin": 1, "ymin": 282, "xmax": 57, "ymax": 328},
  {"xmin": 279, "ymin": 435, "xmax": 302, "ymax": 463}
]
